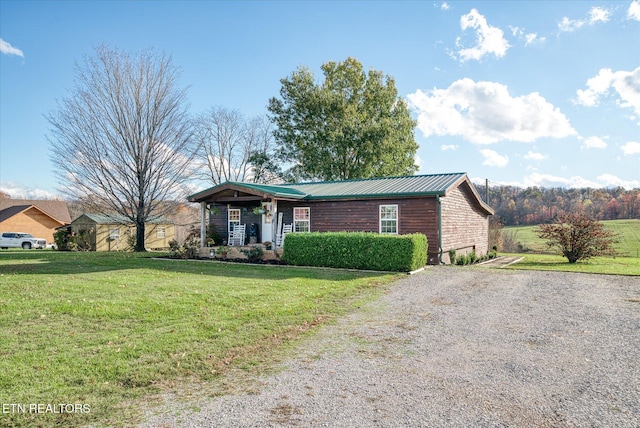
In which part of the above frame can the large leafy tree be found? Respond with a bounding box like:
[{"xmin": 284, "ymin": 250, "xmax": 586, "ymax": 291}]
[
  {"xmin": 268, "ymin": 57, "xmax": 418, "ymax": 181},
  {"xmin": 48, "ymin": 45, "xmax": 195, "ymax": 251},
  {"xmin": 537, "ymin": 212, "xmax": 617, "ymax": 263}
]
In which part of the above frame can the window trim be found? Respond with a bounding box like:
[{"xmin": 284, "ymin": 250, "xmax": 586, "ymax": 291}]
[
  {"xmin": 157, "ymin": 227, "xmax": 166, "ymax": 239},
  {"xmin": 109, "ymin": 227, "xmax": 120, "ymax": 240},
  {"xmin": 379, "ymin": 204, "xmax": 398, "ymax": 234},
  {"xmin": 293, "ymin": 207, "xmax": 310, "ymax": 232}
]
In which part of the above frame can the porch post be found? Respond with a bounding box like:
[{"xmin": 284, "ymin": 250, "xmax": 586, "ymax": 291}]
[{"xmin": 200, "ymin": 202, "xmax": 207, "ymax": 248}]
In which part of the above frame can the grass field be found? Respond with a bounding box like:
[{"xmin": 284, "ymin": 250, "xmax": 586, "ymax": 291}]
[
  {"xmin": 503, "ymin": 219, "xmax": 640, "ymax": 257},
  {"xmin": 502, "ymin": 253, "xmax": 640, "ymax": 275},
  {"xmin": 0, "ymin": 251, "xmax": 398, "ymax": 427}
]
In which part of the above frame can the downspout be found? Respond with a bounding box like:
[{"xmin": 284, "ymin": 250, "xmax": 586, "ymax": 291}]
[{"xmin": 437, "ymin": 195, "xmax": 444, "ymax": 265}]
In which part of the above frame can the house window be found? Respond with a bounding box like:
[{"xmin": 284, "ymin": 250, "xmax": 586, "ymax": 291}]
[
  {"xmin": 157, "ymin": 227, "xmax": 166, "ymax": 239},
  {"xmin": 110, "ymin": 228, "xmax": 120, "ymax": 240},
  {"xmin": 379, "ymin": 205, "xmax": 398, "ymax": 234},
  {"xmin": 228, "ymin": 209, "xmax": 241, "ymax": 236},
  {"xmin": 293, "ymin": 207, "xmax": 310, "ymax": 232}
]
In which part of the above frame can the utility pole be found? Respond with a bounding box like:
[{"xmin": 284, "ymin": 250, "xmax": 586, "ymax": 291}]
[{"xmin": 486, "ymin": 178, "xmax": 489, "ymax": 204}]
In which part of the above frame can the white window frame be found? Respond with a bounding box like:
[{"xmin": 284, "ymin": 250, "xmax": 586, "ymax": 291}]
[
  {"xmin": 157, "ymin": 227, "xmax": 166, "ymax": 239},
  {"xmin": 293, "ymin": 207, "xmax": 310, "ymax": 232},
  {"xmin": 109, "ymin": 227, "xmax": 120, "ymax": 240},
  {"xmin": 379, "ymin": 204, "xmax": 398, "ymax": 234},
  {"xmin": 228, "ymin": 208, "xmax": 241, "ymax": 236}
]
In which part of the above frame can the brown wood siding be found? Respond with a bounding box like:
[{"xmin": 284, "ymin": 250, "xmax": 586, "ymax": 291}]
[
  {"xmin": 441, "ymin": 182, "xmax": 490, "ymax": 259},
  {"xmin": 208, "ymin": 203, "xmax": 262, "ymax": 244},
  {"xmin": 277, "ymin": 198, "xmax": 441, "ymax": 264}
]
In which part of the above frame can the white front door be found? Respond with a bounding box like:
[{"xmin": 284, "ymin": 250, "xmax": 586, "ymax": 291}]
[{"xmin": 261, "ymin": 201, "xmax": 275, "ymax": 243}]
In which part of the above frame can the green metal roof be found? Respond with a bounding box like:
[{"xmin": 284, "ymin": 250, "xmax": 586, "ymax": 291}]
[
  {"xmin": 280, "ymin": 173, "xmax": 467, "ymax": 199},
  {"xmin": 187, "ymin": 181, "xmax": 307, "ymax": 201},
  {"xmin": 189, "ymin": 173, "xmax": 469, "ymax": 201},
  {"xmin": 188, "ymin": 173, "xmax": 493, "ymax": 215},
  {"xmin": 230, "ymin": 182, "xmax": 308, "ymax": 199}
]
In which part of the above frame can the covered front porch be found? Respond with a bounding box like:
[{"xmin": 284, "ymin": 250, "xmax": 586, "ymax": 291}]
[{"xmin": 187, "ymin": 182, "xmax": 305, "ymax": 249}]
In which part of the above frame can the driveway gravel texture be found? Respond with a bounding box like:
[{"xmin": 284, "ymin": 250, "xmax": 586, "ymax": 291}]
[{"xmin": 141, "ymin": 267, "xmax": 640, "ymax": 427}]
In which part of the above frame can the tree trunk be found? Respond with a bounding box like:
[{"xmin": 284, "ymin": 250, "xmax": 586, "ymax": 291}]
[{"xmin": 135, "ymin": 217, "xmax": 146, "ymax": 252}]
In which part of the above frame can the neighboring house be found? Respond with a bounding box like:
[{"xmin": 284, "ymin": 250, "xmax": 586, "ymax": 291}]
[
  {"xmin": 187, "ymin": 173, "xmax": 494, "ymax": 264},
  {"xmin": 68, "ymin": 214, "xmax": 175, "ymax": 251},
  {"xmin": 0, "ymin": 199, "xmax": 71, "ymax": 244}
]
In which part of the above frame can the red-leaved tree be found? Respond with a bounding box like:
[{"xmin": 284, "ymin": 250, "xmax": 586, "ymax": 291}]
[{"xmin": 537, "ymin": 213, "xmax": 617, "ymax": 263}]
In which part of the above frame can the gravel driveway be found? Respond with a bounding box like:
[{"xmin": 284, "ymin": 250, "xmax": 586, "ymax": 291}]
[{"xmin": 142, "ymin": 267, "xmax": 640, "ymax": 427}]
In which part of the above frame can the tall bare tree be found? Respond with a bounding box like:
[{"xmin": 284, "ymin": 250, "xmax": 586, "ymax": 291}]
[
  {"xmin": 194, "ymin": 107, "xmax": 279, "ymax": 185},
  {"xmin": 47, "ymin": 45, "xmax": 195, "ymax": 251}
]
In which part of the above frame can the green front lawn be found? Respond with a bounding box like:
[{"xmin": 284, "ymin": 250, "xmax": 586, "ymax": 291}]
[{"xmin": 0, "ymin": 251, "xmax": 398, "ymax": 427}]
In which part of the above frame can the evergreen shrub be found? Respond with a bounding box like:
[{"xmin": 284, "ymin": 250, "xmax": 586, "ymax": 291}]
[{"xmin": 282, "ymin": 232, "xmax": 427, "ymax": 272}]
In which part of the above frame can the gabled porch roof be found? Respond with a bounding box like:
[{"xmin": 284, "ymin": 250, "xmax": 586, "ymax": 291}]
[{"xmin": 187, "ymin": 181, "xmax": 307, "ymax": 203}]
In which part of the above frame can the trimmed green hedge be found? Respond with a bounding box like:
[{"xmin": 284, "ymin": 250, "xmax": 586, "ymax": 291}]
[{"xmin": 282, "ymin": 232, "xmax": 427, "ymax": 272}]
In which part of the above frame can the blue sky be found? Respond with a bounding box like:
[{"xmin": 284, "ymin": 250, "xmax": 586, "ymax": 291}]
[{"xmin": 1, "ymin": 0, "xmax": 639, "ymax": 199}]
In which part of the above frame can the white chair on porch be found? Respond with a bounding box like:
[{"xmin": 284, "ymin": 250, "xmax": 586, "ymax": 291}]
[
  {"xmin": 228, "ymin": 224, "xmax": 246, "ymax": 246},
  {"xmin": 276, "ymin": 224, "xmax": 292, "ymax": 248}
]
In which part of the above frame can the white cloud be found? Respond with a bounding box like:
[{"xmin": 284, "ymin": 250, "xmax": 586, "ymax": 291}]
[
  {"xmin": 521, "ymin": 172, "xmax": 639, "ymax": 190},
  {"xmin": 440, "ymin": 2, "xmax": 450, "ymax": 11},
  {"xmin": 415, "ymin": 154, "xmax": 424, "ymax": 170},
  {"xmin": 441, "ymin": 144, "xmax": 458, "ymax": 151},
  {"xmin": 407, "ymin": 78, "xmax": 577, "ymax": 144},
  {"xmin": 0, "ymin": 38, "xmax": 24, "ymax": 57},
  {"xmin": 588, "ymin": 7, "xmax": 611, "ymax": 24},
  {"xmin": 456, "ymin": 9, "xmax": 510, "ymax": 62},
  {"xmin": 480, "ymin": 149, "xmax": 509, "ymax": 167},
  {"xmin": 0, "ymin": 181, "xmax": 59, "ymax": 199},
  {"xmin": 597, "ymin": 174, "xmax": 640, "ymax": 189},
  {"xmin": 558, "ymin": 17, "xmax": 584, "ymax": 32},
  {"xmin": 575, "ymin": 66, "xmax": 640, "ymax": 121},
  {"xmin": 524, "ymin": 33, "xmax": 545, "ymax": 46},
  {"xmin": 524, "ymin": 151, "xmax": 547, "ymax": 160},
  {"xmin": 629, "ymin": 0, "xmax": 640, "ymax": 21},
  {"xmin": 509, "ymin": 26, "xmax": 545, "ymax": 46},
  {"xmin": 559, "ymin": 6, "xmax": 612, "ymax": 32},
  {"xmin": 621, "ymin": 141, "xmax": 640, "ymax": 155},
  {"xmin": 523, "ymin": 172, "xmax": 600, "ymax": 188},
  {"xmin": 581, "ymin": 136, "xmax": 608, "ymax": 149}
]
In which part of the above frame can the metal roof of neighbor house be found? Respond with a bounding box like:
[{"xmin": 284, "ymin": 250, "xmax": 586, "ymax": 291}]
[{"xmin": 0, "ymin": 199, "xmax": 71, "ymax": 224}]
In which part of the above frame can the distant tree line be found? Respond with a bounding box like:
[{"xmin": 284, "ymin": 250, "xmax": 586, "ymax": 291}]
[{"xmin": 474, "ymin": 184, "xmax": 640, "ymax": 226}]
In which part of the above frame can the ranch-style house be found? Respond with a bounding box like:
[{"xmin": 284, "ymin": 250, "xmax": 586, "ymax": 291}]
[{"xmin": 188, "ymin": 172, "xmax": 494, "ymax": 264}]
